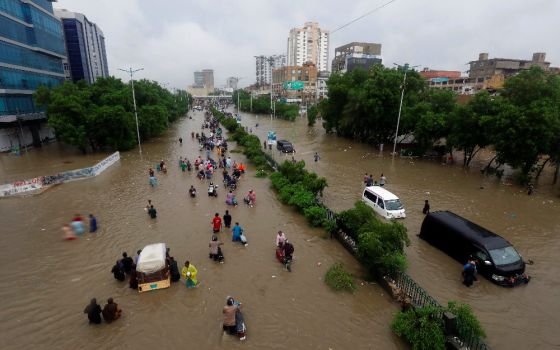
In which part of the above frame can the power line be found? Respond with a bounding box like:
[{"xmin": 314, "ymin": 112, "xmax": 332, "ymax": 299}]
[{"xmin": 331, "ymin": 0, "xmax": 397, "ymax": 34}]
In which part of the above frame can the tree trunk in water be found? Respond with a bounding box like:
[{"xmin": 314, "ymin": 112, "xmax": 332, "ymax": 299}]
[
  {"xmin": 466, "ymin": 147, "xmax": 482, "ymax": 168},
  {"xmin": 534, "ymin": 157, "xmax": 551, "ymax": 183},
  {"xmin": 483, "ymin": 155, "xmax": 498, "ymax": 174},
  {"xmin": 554, "ymin": 162, "xmax": 559, "ymax": 185}
]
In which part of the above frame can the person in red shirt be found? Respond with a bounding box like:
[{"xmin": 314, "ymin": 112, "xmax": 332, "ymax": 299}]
[{"xmin": 212, "ymin": 213, "xmax": 222, "ymax": 233}]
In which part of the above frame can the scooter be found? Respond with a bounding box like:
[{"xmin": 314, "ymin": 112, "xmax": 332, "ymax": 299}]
[{"xmin": 208, "ymin": 183, "xmax": 218, "ymax": 197}]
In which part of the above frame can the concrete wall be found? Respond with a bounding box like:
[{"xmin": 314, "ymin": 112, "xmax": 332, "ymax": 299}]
[{"xmin": 0, "ymin": 123, "xmax": 55, "ymax": 152}]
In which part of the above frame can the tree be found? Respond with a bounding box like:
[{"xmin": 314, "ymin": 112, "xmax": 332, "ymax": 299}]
[
  {"xmin": 35, "ymin": 78, "xmax": 191, "ymax": 152},
  {"xmin": 447, "ymin": 91, "xmax": 498, "ymax": 167},
  {"xmin": 489, "ymin": 67, "xmax": 560, "ymax": 183},
  {"xmin": 307, "ymin": 104, "xmax": 319, "ymax": 126},
  {"xmin": 320, "ymin": 65, "xmax": 426, "ymax": 145}
]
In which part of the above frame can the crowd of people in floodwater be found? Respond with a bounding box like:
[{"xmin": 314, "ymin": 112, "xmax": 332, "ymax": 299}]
[{"xmin": 80, "ymin": 104, "xmax": 295, "ymax": 341}]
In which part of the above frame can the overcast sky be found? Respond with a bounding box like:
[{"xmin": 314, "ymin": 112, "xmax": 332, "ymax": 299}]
[{"xmin": 56, "ymin": 0, "xmax": 559, "ymax": 89}]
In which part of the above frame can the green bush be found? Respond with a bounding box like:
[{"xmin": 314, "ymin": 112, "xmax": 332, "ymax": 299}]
[
  {"xmin": 447, "ymin": 301, "xmax": 486, "ymax": 339},
  {"xmin": 322, "ymin": 219, "xmax": 337, "ymax": 235},
  {"xmin": 255, "ymin": 169, "xmax": 267, "ymax": 178},
  {"xmin": 324, "ymin": 263, "xmax": 356, "ymax": 292},
  {"xmin": 288, "ymin": 187, "xmax": 317, "ymax": 212},
  {"xmin": 392, "ymin": 306, "xmax": 446, "ymax": 350},
  {"xmin": 269, "ymin": 172, "xmax": 290, "ymax": 190},
  {"xmin": 303, "ymin": 206, "xmax": 327, "ymax": 227}
]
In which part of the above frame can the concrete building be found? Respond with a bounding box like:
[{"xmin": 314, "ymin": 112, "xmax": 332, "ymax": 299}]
[
  {"xmin": 287, "ymin": 22, "xmax": 329, "ymax": 72},
  {"xmin": 191, "ymin": 69, "xmax": 214, "ymax": 95},
  {"xmin": 255, "ymin": 54, "xmax": 286, "ymax": 87},
  {"xmin": 0, "ymin": 0, "xmax": 67, "ymax": 151},
  {"xmin": 226, "ymin": 76, "xmax": 238, "ymax": 90},
  {"xmin": 272, "ymin": 62, "xmax": 318, "ymax": 104},
  {"xmin": 316, "ymin": 70, "xmax": 330, "ymax": 100},
  {"xmin": 331, "ymin": 42, "xmax": 382, "ymax": 73},
  {"xmin": 468, "ymin": 52, "xmax": 551, "ymax": 81},
  {"xmin": 55, "ymin": 9, "xmax": 109, "ymax": 84}
]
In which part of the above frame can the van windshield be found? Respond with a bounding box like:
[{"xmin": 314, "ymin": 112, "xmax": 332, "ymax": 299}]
[
  {"xmin": 385, "ymin": 199, "xmax": 403, "ymax": 211},
  {"xmin": 488, "ymin": 247, "xmax": 521, "ymax": 266}
]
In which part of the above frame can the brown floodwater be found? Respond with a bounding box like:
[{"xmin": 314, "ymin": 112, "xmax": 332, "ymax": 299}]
[
  {"xmin": 237, "ymin": 110, "xmax": 560, "ymax": 350},
  {"xmin": 0, "ymin": 111, "xmax": 405, "ymax": 350}
]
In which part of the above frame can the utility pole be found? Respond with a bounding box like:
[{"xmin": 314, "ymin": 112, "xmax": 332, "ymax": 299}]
[
  {"xmin": 392, "ymin": 63, "xmax": 419, "ymax": 157},
  {"xmin": 118, "ymin": 67, "xmax": 144, "ymax": 155}
]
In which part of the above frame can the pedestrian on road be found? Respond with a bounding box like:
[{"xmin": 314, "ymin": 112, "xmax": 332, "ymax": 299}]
[
  {"xmin": 223, "ymin": 210, "xmax": 232, "ymax": 228},
  {"xmin": 422, "ymin": 200, "xmax": 430, "ymax": 215},
  {"xmin": 148, "ymin": 205, "xmax": 157, "ymax": 219},
  {"xmin": 83, "ymin": 298, "xmax": 102, "ymax": 324},
  {"xmin": 366, "ymin": 175, "xmax": 374, "ymax": 187},
  {"xmin": 89, "ymin": 214, "xmax": 97, "ymax": 233},
  {"xmin": 102, "ymin": 297, "xmax": 122, "ymax": 323},
  {"xmin": 111, "ymin": 260, "xmax": 125, "ymax": 281},
  {"xmin": 380, "ymin": 173, "xmax": 386, "ymax": 187},
  {"xmin": 182, "ymin": 261, "xmax": 198, "ymax": 288},
  {"xmin": 314, "ymin": 152, "xmax": 320, "ymax": 162},
  {"xmin": 179, "ymin": 137, "xmax": 183, "ymax": 145},
  {"xmin": 212, "ymin": 213, "xmax": 222, "ymax": 233}
]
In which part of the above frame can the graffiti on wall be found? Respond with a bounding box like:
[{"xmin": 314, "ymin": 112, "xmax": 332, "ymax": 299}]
[{"xmin": 0, "ymin": 152, "xmax": 120, "ymax": 197}]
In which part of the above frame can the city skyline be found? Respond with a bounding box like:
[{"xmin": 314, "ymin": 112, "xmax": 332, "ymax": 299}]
[{"xmin": 55, "ymin": 0, "xmax": 560, "ymax": 88}]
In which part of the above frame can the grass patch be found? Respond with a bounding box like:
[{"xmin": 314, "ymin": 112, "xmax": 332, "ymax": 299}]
[
  {"xmin": 230, "ymin": 149, "xmax": 243, "ymax": 153},
  {"xmin": 324, "ymin": 263, "xmax": 356, "ymax": 292}
]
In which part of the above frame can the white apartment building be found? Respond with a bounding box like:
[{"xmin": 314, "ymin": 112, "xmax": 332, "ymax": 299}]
[
  {"xmin": 287, "ymin": 22, "xmax": 329, "ymax": 72},
  {"xmin": 255, "ymin": 54, "xmax": 286, "ymax": 86}
]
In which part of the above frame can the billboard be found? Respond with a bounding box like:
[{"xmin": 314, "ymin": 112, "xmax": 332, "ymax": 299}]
[{"xmin": 282, "ymin": 81, "xmax": 304, "ymax": 90}]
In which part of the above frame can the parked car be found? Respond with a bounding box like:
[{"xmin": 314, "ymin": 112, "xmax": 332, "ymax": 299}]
[
  {"xmin": 361, "ymin": 186, "xmax": 406, "ymax": 219},
  {"xmin": 276, "ymin": 140, "xmax": 295, "ymax": 153},
  {"xmin": 419, "ymin": 211, "xmax": 530, "ymax": 287}
]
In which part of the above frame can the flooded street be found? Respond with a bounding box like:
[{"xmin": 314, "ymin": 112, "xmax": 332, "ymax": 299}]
[
  {"xmin": 0, "ymin": 111, "xmax": 404, "ymax": 350},
  {"xmin": 238, "ymin": 110, "xmax": 560, "ymax": 349}
]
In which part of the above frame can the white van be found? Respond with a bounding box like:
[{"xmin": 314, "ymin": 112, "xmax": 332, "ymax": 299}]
[{"xmin": 362, "ymin": 186, "xmax": 406, "ymax": 220}]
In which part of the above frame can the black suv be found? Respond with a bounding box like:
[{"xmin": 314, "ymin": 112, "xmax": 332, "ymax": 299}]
[
  {"xmin": 276, "ymin": 140, "xmax": 295, "ymax": 153},
  {"xmin": 419, "ymin": 211, "xmax": 529, "ymax": 287}
]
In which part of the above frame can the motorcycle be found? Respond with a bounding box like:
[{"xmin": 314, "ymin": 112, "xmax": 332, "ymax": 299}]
[{"xmin": 208, "ymin": 183, "xmax": 218, "ymax": 197}]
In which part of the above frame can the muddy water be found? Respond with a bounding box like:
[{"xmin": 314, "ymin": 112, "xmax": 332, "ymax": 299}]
[
  {"xmin": 238, "ymin": 111, "xmax": 560, "ymax": 349},
  {"xmin": 0, "ymin": 111, "xmax": 404, "ymax": 350}
]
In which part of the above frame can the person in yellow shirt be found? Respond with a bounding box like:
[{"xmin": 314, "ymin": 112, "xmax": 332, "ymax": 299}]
[{"xmin": 181, "ymin": 260, "xmax": 198, "ymax": 288}]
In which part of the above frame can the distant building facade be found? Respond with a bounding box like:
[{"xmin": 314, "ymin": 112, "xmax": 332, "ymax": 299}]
[
  {"xmin": 55, "ymin": 9, "xmax": 108, "ymax": 84},
  {"xmin": 272, "ymin": 62, "xmax": 318, "ymax": 104},
  {"xmin": 226, "ymin": 77, "xmax": 238, "ymax": 90},
  {"xmin": 316, "ymin": 70, "xmax": 330, "ymax": 100},
  {"xmin": 0, "ymin": 0, "xmax": 67, "ymax": 151},
  {"xmin": 191, "ymin": 69, "xmax": 214, "ymax": 95},
  {"xmin": 287, "ymin": 22, "xmax": 329, "ymax": 72},
  {"xmin": 331, "ymin": 42, "xmax": 382, "ymax": 74},
  {"xmin": 0, "ymin": 0, "xmax": 66, "ymax": 116},
  {"xmin": 468, "ymin": 52, "xmax": 551, "ymax": 80},
  {"xmin": 255, "ymin": 54, "xmax": 286, "ymax": 86}
]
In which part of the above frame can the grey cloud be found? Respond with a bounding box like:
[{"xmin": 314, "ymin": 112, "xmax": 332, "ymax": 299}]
[{"xmin": 55, "ymin": 0, "xmax": 559, "ymax": 88}]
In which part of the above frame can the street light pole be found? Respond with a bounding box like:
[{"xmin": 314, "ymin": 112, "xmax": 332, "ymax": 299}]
[
  {"xmin": 119, "ymin": 67, "xmax": 144, "ymax": 155},
  {"xmin": 392, "ymin": 63, "xmax": 419, "ymax": 157}
]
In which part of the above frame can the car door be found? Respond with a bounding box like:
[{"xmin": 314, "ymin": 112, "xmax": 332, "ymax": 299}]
[
  {"xmin": 377, "ymin": 196, "xmax": 387, "ymax": 218},
  {"xmin": 473, "ymin": 246, "xmax": 492, "ymax": 277}
]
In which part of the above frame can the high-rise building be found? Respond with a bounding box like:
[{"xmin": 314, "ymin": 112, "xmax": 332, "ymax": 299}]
[
  {"xmin": 55, "ymin": 9, "xmax": 109, "ymax": 84},
  {"xmin": 255, "ymin": 54, "xmax": 286, "ymax": 86},
  {"xmin": 202, "ymin": 69, "xmax": 214, "ymax": 91},
  {"xmin": 331, "ymin": 42, "xmax": 382, "ymax": 74},
  {"xmin": 226, "ymin": 77, "xmax": 238, "ymax": 90},
  {"xmin": 0, "ymin": 0, "xmax": 66, "ymax": 116},
  {"xmin": 194, "ymin": 71, "xmax": 205, "ymax": 87},
  {"xmin": 287, "ymin": 22, "xmax": 329, "ymax": 72}
]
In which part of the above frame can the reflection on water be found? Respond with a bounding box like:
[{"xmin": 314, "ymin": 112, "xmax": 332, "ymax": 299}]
[
  {"xmin": 0, "ymin": 112, "xmax": 404, "ymax": 350},
  {"xmin": 239, "ymin": 111, "xmax": 560, "ymax": 350}
]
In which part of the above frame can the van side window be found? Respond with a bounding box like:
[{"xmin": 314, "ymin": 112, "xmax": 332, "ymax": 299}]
[
  {"xmin": 377, "ymin": 198, "xmax": 385, "ymax": 209},
  {"xmin": 475, "ymin": 250, "xmax": 488, "ymax": 261},
  {"xmin": 364, "ymin": 191, "xmax": 377, "ymax": 203}
]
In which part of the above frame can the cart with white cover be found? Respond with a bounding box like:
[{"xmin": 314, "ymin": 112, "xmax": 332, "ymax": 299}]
[{"xmin": 137, "ymin": 243, "xmax": 170, "ymax": 293}]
